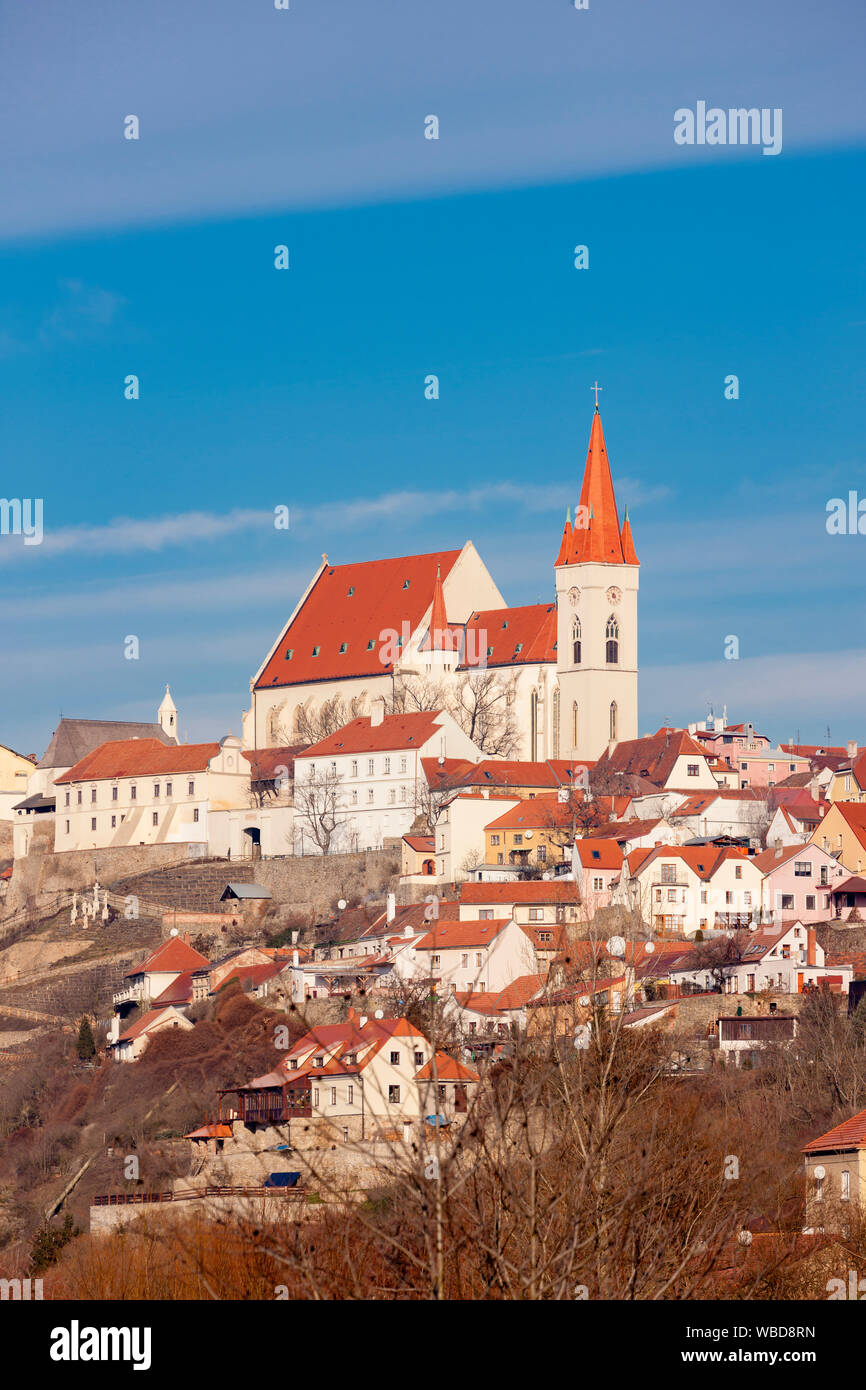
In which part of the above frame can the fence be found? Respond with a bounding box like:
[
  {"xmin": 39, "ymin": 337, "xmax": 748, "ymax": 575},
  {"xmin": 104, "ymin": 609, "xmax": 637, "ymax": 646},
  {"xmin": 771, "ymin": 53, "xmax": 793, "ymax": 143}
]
[{"xmin": 92, "ymin": 1184, "xmax": 306, "ymax": 1207}]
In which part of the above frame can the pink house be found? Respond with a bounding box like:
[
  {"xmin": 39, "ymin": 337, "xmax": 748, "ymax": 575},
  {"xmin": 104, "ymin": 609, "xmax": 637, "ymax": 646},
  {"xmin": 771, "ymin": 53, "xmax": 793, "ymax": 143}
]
[
  {"xmin": 573, "ymin": 839, "xmax": 623, "ymax": 918},
  {"xmin": 752, "ymin": 841, "xmax": 846, "ymax": 923},
  {"xmin": 732, "ymin": 746, "xmax": 811, "ymax": 790},
  {"xmin": 689, "ymin": 719, "xmax": 772, "ymax": 759}
]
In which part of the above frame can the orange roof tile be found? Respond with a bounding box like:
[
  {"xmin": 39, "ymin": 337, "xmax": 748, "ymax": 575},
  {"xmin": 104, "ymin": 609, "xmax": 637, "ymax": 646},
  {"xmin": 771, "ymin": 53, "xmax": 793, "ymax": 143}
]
[
  {"xmin": 459, "ymin": 604, "xmax": 556, "ymax": 669},
  {"xmin": 126, "ymin": 937, "xmax": 211, "ymax": 978},
  {"xmin": 803, "ymin": 1110, "xmax": 866, "ymax": 1153},
  {"xmin": 415, "ymin": 1050, "xmax": 480, "ymax": 1081},
  {"xmin": 574, "ymin": 839, "xmax": 624, "ymax": 869},
  {"xmin": 483, "ymin": 794, "xmax": 575, "ymax": 832},
  {"xmin": 115, "ymin": 1007, "xmax": 183, "ymax": 1044},
  {"xmin": 56, "ymin": 738, "xmax": 220, "ymax": 784},
  {"xmin": 255, "ymin": 549, "xmax": 462, "ymax": 689},
  {"xmin": 594, "ymin": 727, "xmax": 710, "ymax": 788},
  {"xmin": 570, "ymin": 409, "xmax": 626, "ymax": 564},
  {"xmin": 298, "ymin": 711, "xmax": 445, "ymax": 758},
  {"xmin": 460, "ymin": 880, "xmax": 579, "ymax": 905},
  {"xmin": 416, "ymin": 919, "xmax": 512, "ymax": 950},
  {"xmin": 554, "ymin": 509, "xmax": 573, "ymax": 567},
  {"xmin": 620, "ymin": 506, "xmax": 639, "ymax": 565}
]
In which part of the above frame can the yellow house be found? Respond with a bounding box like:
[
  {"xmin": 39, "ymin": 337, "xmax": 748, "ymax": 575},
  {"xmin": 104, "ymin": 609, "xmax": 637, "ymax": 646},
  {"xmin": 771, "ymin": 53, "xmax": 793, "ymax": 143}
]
[
  {"xmin": 483, "ymin": 794, "xmax": 576, "ymax": 869},
  {"xmin": 803, "ymin": 1109, "xmax": 866, "ymax": 1229},
  {"xmin": 0, "ymin": 742, "xmax": 36, "ymax": 820},
  {"xmin": 809, "ymin": 801, "xmax": 866, "ymax": 873},
  {"xmin": 827, "ymin": 749, "xmax": 866, "ymax": 804}
]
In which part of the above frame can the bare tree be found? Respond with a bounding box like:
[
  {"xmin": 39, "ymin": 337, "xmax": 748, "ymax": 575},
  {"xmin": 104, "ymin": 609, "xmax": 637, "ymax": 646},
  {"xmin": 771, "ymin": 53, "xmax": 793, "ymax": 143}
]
[
  {"xmin": 388, "ymin": 673, "xmax": 447, "ymax": 714},
  {"xmin": 293, "ymin": 693, "xmax": 368, "ymax": 748},
  {"xmin": 446, "ymin": 669, "xmax": 520, "ymax": 758},
  {"xmin": 293, "ymin": 766, "xmax": 346, "ymax": 854}
]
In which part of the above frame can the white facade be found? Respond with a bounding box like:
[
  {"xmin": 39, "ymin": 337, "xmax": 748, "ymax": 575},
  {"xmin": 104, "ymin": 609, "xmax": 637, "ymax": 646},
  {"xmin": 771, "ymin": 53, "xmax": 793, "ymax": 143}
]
[
  {"xmin": 416, "ymin": 917, "xmax": 536, "ymax": 996},
  {"xmin": 554, "ymin": 558, "xmax": 639, "ymax": 762},
  {"xmin": 433, "ymin": 793, "xmax": 521, "ymax": 883}
]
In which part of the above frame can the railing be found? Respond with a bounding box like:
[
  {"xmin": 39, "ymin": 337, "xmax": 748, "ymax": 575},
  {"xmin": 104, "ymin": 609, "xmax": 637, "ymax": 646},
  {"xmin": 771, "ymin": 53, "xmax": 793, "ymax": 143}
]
[{"xmin": 93, "ymin": 1184, "xmax": 305, "ymax": 1207}]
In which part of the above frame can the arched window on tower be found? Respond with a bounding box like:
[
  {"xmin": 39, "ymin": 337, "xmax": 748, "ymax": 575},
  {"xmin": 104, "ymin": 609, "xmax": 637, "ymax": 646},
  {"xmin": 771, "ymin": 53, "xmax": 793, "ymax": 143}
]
[
  {"xmin": 552, "ymin": 688, "xmax": 560, "ymax": 760},
  {"xmin": 610, "ymin": 701, "xmax": 618, "ymax": 742},
  {"xmin": 572, "ymin": 701, "xmax": 579, "ymax": 754},
  {"xmin": 605, "ymin": 615, "xmax": 619, "ymax": 665},
  {"xmin": 572, "ymin": 617, "xmax": 581, "ymax": 665}
]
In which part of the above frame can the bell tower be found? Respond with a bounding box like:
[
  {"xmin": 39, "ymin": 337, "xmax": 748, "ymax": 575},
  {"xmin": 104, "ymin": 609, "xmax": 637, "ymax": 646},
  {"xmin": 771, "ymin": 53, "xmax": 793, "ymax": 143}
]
[{"xmin": 554, "ymin": 397, "xmax": 639, "ymax": 761}]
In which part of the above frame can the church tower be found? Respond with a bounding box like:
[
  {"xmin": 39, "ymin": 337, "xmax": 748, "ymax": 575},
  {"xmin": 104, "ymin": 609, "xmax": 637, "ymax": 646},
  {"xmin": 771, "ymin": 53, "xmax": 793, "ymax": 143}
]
[
  {"xmin": 158, "ymin": 684, "xmax": 179, "ymax": 742},
  {"xmin": 554, "ymin": 400, "xmax": 639, "ymax": 761}
]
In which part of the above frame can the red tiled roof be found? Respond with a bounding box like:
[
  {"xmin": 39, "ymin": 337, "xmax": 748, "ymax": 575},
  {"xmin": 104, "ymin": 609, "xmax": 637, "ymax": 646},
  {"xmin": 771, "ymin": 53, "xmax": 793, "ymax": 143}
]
[
  {"xmin": 297, "ymin": 711, "xmax": 445, "ymax": 758},
  {"xmin": 126, "ymin": 937, "xmax": 211, "ymax": 979},
  {"xmin": 594, "ymin": 728, "xmax": 710, "ymax": 788},
  {"xmin": 185, "ymin": 1123, "xmax": 233, "ymax": 1140},
  {"xmin": 216, "ymin": 962, "xmax": 282, "ymax": 991},
  {"xmin": 830, "ymin": 801, "xmax": 866, "ymax": 850},
  {"xmin": 803, "ymin": 1110, "xmax": 866, "ymax": 1153},
  {"xmin": 416, "ymin": 919, "xmax": 511, "ymax": 950},
  {"xmin": 483, "ymin": 794, "xmax": 575, "ymax": 832},
  {"xmin": 422, "ymin": 757, "xmax": 592, "ymax": 793},
  {"xmin": 460, "ymin": 880, "xmax": 579, "ymax": 905},
  {"xmin": 151, "ymin": 970, "xmax": 196, "ymax": 1006},
  {"xmin": 244, "ymin": 745, "xmax": 304, "ymax": 781},
  {"xmin": 751, "ymin": 843, "xmax": 826, "ymax": 872},
  {"xmin": 403, "ymin": 834, "xmax": 435, "ymax": 852},
  {"xmin": 574, "ymin": 838, "xmax": 624, "ymax": 869},
  {"xmin": 494, "ymin": 973, "xmax": 546, "ymax": 1009},
  {"xmin": 583, "ymin": 817, "xmax": 664, "ymax": 844},
  {"xmin": 459, "ymin": 604, "xmax": 556, "ymax": 669},
  {"xmin": 56, "ymin": 738, "xmax": 220, "ymax": 784},
  {"xmin": 254, "ymin": 549, "xmax": 462, "ymax": 689},
  {"xmin": 115, "ymin": 1007, "xmax": 184, "ymax": 1044},
  {"xmin": 626, "ymin": 844, "xmax": 751, "ymax": 881},
  {"xmin": 415, "ymin": 1050, "xmax": 480, "ymax": 1081}
]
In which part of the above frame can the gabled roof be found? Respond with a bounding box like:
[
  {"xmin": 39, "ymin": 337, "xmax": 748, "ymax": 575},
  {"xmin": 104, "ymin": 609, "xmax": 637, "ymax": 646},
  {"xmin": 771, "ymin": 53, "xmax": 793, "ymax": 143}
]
[
  {"xmin": 626, "ymin": 844, "xmax": 752, "ymax": 881},
  {"xmin": 594, "ymin": 728, "xmax": 710, "ymax": 788},
  {"xmin": 415, "ymin": 919, "xmax": 512, "ymax": 950},
  {"xmin": 126, "ymin": 937, "xmax": 211, "ymax": 979},
  {"xmin": 562, "ymin": 408, "xmax": 633, "ymax": 565},
  {"xmin": 828, "ymin": 800, "xmax": 866, "ymax": 851},
  {"xmin": 751, "ymin": 843, "xmax": 827, "ymax": 873},
  {"xmin": 422, "ymin": 757, "xmax": 590, "ymax": 793},
  {"xmin": 403, "ymin": 834, "xmax": 435, "ymax": 852},
  {"xmin": 151, "ymin": 970, "xmax": 196, "ymax": 1006},
  {"xmin": 254, "ymin": 549, "xmax": 462, "ymax": 689},
  {"xmin": 415, "ymin": 1050, "xmax": 480, "ymax": 1081},
  {"xmin": 244, "ymin": 745, "xmax": 305, "ymax": 781},
  {"xmin": 583, "ymin": 817, "xmax": 665, "ymax": 845},
  {"xmin": 114, "ymin": 1006, "xmax": 188, "ymax": 1044},
  {"xmin": 297, "ymin": 711, "xmax": 445, "ymax": 758},
  {"xmin": 39, "ymin": 717, "xmax": 176, "ymax": 769},
  {"xmin": 803, "ymin": 1110, "xmax": 866, "ymax": 1153},
  {"xmin": 483, "ymin": 794, "xmax": 575, "ymax": 832},
  {"xmin": 56, "ymin": 738, "xmax": 219, "ymax": 784},
  {"xmin": 459, "ymin": 604, "xmax": 556, "ymax": 669}
]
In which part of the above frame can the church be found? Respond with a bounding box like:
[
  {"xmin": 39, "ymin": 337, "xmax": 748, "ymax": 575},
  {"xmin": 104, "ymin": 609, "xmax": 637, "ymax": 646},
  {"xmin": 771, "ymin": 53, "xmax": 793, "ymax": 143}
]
[{"xmin": 243, "ymin": 403, "xmax": 639, "ymax": 764}]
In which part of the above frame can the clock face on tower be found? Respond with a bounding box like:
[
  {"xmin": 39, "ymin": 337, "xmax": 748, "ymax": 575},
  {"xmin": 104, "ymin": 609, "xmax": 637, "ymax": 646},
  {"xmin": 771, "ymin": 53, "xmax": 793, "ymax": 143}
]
[
  {"xmin": 606, "ymin": 585, "xmax": 622, "ymax": 605},
  {"xmin": 568, "ymin": 587, "xmax": 580, "ymax": 607}
]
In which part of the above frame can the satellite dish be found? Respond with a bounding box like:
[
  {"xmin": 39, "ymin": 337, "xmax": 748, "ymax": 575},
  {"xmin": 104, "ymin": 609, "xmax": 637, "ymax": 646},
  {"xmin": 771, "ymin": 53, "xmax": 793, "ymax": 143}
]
[
  {"xmin": 578, "ymin": 994, "xmax": 590, "ymax": 1008},
  {"xmin": 438, "ymin": 755, "xmax": 445, "ymax": 765},
  {"xmin": 573, "ymin": 1024, "xmax": 591, "ymax": 1050},
  {"xmin": 524, "ymin": 831, "xmax": 533, "ymax": 840},
  {"xmin": 608, "ymin": 935, "xmax": 626, "ymax": 958},
  {"xmin": 813, "ymin": 1165, "xmax": 826, "ymax": 1180},
  {"xmin": 737, "ymin": 1229, "xmax": 753, "ymax": 1246},
  {"xmin": 374, "ymin": 1009, "xmax": 384, "ymax": 1019},
  {"xmin": 169, "ymin": 927, "xmax": 179, "ymax": 937},
  {"xmin": 644, "ymin": 942, "xmax": 655, "ymax": 954},
  {"xmin": 337, "ymin": 898, "xmax": 347, "ymax": 910}
]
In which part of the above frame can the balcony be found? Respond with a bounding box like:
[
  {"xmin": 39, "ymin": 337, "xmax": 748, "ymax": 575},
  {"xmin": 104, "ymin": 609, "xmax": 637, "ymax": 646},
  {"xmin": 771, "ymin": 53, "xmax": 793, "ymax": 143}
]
[{"xmin": 112, "ymin": 982, "xmax": 142, "ymax": 1007}]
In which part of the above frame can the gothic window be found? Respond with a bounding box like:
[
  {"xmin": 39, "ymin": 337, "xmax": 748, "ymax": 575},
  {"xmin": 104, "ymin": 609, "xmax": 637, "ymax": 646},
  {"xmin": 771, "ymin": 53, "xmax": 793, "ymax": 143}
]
[
  {"xmin": 610, "ymin": 701, "xmax": 618, "ymax": 742},
  {"xmin": 572, "ymin": 617, "xmax": 581, "ymax": 665},
  {"xmin": 572, "ymin": 701, "xmax": 579, "ymax": 752},
  {"xmin": 605, "ymin": 615, "xmax": 619, "ymax": 664},
  {"xmin": 530, "ymin": 691, "xmax": 539, "ymax": 761},
  {"xmin": 552, "ymin": 688, "xmax": 560, "ymax": 760}
]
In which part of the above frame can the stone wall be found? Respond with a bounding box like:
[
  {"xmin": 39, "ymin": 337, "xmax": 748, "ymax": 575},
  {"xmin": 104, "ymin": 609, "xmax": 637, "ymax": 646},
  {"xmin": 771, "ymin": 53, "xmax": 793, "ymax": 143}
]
[
  {"xmin": 6, "ymin": 836, "xmax": 196, "ymax": 913},
  {"xmin": 250, "ymin": 847, "xmax": 401, "ymax": 918}
]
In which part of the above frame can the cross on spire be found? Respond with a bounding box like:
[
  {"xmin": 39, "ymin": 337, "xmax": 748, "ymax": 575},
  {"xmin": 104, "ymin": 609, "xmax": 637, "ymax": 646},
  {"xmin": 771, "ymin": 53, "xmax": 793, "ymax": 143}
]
[{"xmin": 590, "ymin": 381, "xmax": 603, "ymax": 410}]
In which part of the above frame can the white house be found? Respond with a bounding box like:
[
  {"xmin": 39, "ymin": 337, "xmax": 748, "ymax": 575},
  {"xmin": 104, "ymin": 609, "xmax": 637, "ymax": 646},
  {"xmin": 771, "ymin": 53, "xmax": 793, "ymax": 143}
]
[
  {"xmin": 414, "ymin": 916, "xmax": 536, "ymax": 997},
  {"xmin": 617, "ymin": 844, "xmax": 765, "ymax": 936},
  {"xmin": 292, "ymin": 705, "xmax": 483, "ymax": 854},
  {"xmin": 54, "ymin": 734, "xmax": 251, "ymax": 852},
  {"xmin": 432, "ymin": 792, "xmax": 521, "ymax": 882}
]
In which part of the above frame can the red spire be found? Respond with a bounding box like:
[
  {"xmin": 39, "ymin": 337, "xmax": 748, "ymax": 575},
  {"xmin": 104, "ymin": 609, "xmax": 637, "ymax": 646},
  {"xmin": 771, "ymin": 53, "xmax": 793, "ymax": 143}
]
[
  {"xmin": 620, "ymin": 506, "xmax": 639, "ymax": 565},
  {"xmin": 571, "ymin": 408, "xmax": 625, "ymax": 564},
  {"xmin": 427, "ymin": 564, "xmax": 450, "ymax": 649},
  {"xmin": 554, "ymin": 508, "xmax": 573, "ymax": 567}
]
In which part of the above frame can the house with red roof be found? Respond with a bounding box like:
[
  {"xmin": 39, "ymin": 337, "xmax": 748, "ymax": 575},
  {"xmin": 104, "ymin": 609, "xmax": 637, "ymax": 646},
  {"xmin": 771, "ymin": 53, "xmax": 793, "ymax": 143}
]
[
  {"xmin": 810, "ymin": 800, "xmax": 866, "ymax": 874},
  {"xmin": 415, "ymin": 915, "xmax": 536, "ymax": 998},
  {"xmin": 293, "ymin": 706, "xmax": 483, "ymax": 853},
  {"xmin": 245, "ymin": 405, "xmax": 640, "ymax": 766},
  {"xmin": 751, "ymin": 841, "xmax": 845, "ymax": 923},
  {"xmin": 455, "ymin": 973, "xmax": 546, "ymax": 1045},
  {"xmin": 220, "ymin": 1011, "xmax": 478, "ymax": 1141},
  {"xmin": 593, "ymin": 727, "xmax": 718, "ymax": 793},
  {"xmin": 617, "ymin": 844, "xmax": 764, "ymax": 936},
  {"xmin": 573, "ymin": 838, "xmax": 624, "ymax": 916},
  {"xmin": 108, "ymin": 1005, "xmax": 193, "ymax": 1062},
  {"xmin": 803, "ymin": 1109, "xmax": 866, "ymax": 1223},
  {"xmin": 54, "ymin": 733, "xmax": 251, "ymax": 854},
  {"xmin": 672, "ymin": 921, "xmax": 852, "ymax": 998},
  {"xmin": 113, "ymin": 934, "xmax": 211, "ymax": 1014}
]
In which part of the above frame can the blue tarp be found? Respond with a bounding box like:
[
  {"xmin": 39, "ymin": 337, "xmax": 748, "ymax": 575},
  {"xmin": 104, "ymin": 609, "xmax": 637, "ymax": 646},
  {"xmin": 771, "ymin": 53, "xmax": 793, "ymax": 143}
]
[
  {"xmin": 264, "ymin": 1171, "xmax": 301, "ymax": 1188},
  {"xmin": 424, "ymin": 1114, "xmax": 450, "ymax": 1127}
]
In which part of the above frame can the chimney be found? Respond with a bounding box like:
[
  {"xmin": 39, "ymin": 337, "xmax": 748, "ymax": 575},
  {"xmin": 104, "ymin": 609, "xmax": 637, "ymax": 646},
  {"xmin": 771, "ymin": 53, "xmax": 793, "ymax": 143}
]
[
  {"xmin": 688, "ymin": 722, "xmax": 696, "ymax": 735},
  {"xmin": 774, "ymin": 838, "xmax": 783, "ymax": 858},
  {"xmin": 848, "ymin": 740, "xmax": 858, "ymax": 759},
  {"xmin": 371, "ymin": 696, "xmax": 386, "ymax": 728},
  {"xmin": 386, "ymin": 891, "xmax": 396, "ymax": 924},
  {"xmin": 292, "ymin": 948, "xmax": 299, "ymax": 967},
  {"xmin": 109, "ymin": 1015, "xmax": 120, "ymax": 1045},
  {"xmin": 403, "ymin": 919, "xmax": 413, "ymax": 939},
  {"xmin": 806, "ymin": 929, "xmax": 817, "ymax": 966},
  {"xmin": 291, "ymin": 929, "xmax": 299, "ymax": 944}
]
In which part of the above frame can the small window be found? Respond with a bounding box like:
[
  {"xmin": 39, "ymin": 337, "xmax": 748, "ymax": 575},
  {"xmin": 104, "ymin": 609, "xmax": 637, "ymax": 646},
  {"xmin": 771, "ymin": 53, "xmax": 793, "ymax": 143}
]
[
  {"xmin": 384, "ymin": 757, "xmax": 391, "ymax": 774},
  {"xmin": 476, "ymin": 952, "xmax": 483, "ymax": 968},
  {"xmin": 111, "ymin": 815, "xmax": 116, "ymax": 828},
  {"xmin": 414, "ymin": 1050, "xmax": 424, "ymax": 1067},
  {"xmin": 490, "ymin": 834, "xmax": 500, "ymax": 846},
  {"xmin": 402, "ymin": 580, "xmax": 410, "ymax": 590},
  {"xmin": 529, "ymin": 907, "xmax": 543, "ymax": 921},
  {"xmin": 153, "ymin": 784, "xmax": 160, "ymax": 798},
  {"xmin": 285, "ymin": 648, "xmax": 293, "ymax": 659},
  {"xmin": 77, "ymin": 789, "xmax": 82, "ymax": 805},
  {"xmin": 130, "ymin": 786, "xmax": 137, "ymax": 801},
  {"xmin": 188, "ymin": 780, "xmax": 195, "ymax": 795},
  {"xmin": 842, "ymin": 1170, "xmax": 850, "ymax": 1200},
  {"xmin": 686, "ymin": 763, "xmax": 699, "ymax": 777},
  {"xmin": 111, "ymin": 786, "xmax": 118, "ymax": 802},
  {"xmin": 368, "ymin": 759, "xmax": 375, "ymax": 776},
  {"xmin": 389, "ymin": 1085, "xmax": 401, "ymax": 1103},
  {"xmin": 312, "ymin": 646, "xmax": 320, "ymax": 657},
  {"xmin": 91, "ymin": 817, "xmax": 97, "ymax": 831},
  {"xmin": 390, "ymin": 1051, "xmax": 400, "ymax": 1065},
  {"xmin": 65, "ymin": 791, "xmax": 70, "ymax": 807},
  {"xmin": 313, "ymin": 1088, "xmax": 320, "ymax": 1107},
  {"xmin": 91, "ymin": 787, "xmax": 97, "ymax": 803},
  {"xmin": 314, "ymin": 1056, "xmax": 324, "ymax": 1067},
  {"xmin": 339, "ymin": 642, "xmax": 347, "ymax": 653},
  {"xmin": 152, "ymin": 812, "xmax": 158, "ymax": 826},
  {"xmin": 347, "ymin": 1085, "xmax": 354, "ymax": 1104},
  {"xmin": 366, "ymin": 639, "xmax": 375, "ymax": 651},
  {"xmin": 351, "ymin": 760, "xmax": 358, "ymax": 776},
  {"xmin": 65, "ymin": 819, "xmax": 70, "ymax": 833},
  {"xmin": 347, "ymin": 586, "xmax": 355, "ymax": 596},
  {"xmin": 193, "ymin": 808, "xmax": 199, "ymax": 823},
  {"xmin": 166, "ymin": 782, "xmax": 172, "ymax": 798},
  {"xmin": 479, "ymin": 909, "xmax": 493, "ymax": 920},
  {"xmin": 735, "ymin": 865, "xmax": 742, "ymax": 879},
  {"xmin": 330, "ymin": 1087, "xmax": 337, "ymax": 1106}
]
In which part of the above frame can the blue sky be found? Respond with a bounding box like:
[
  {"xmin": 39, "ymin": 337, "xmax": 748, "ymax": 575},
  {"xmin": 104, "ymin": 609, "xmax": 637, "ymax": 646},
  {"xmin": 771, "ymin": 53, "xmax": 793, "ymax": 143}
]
[{"xmin": 1, "ymin": 0, "xmax": 865, "ymax": 755}]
